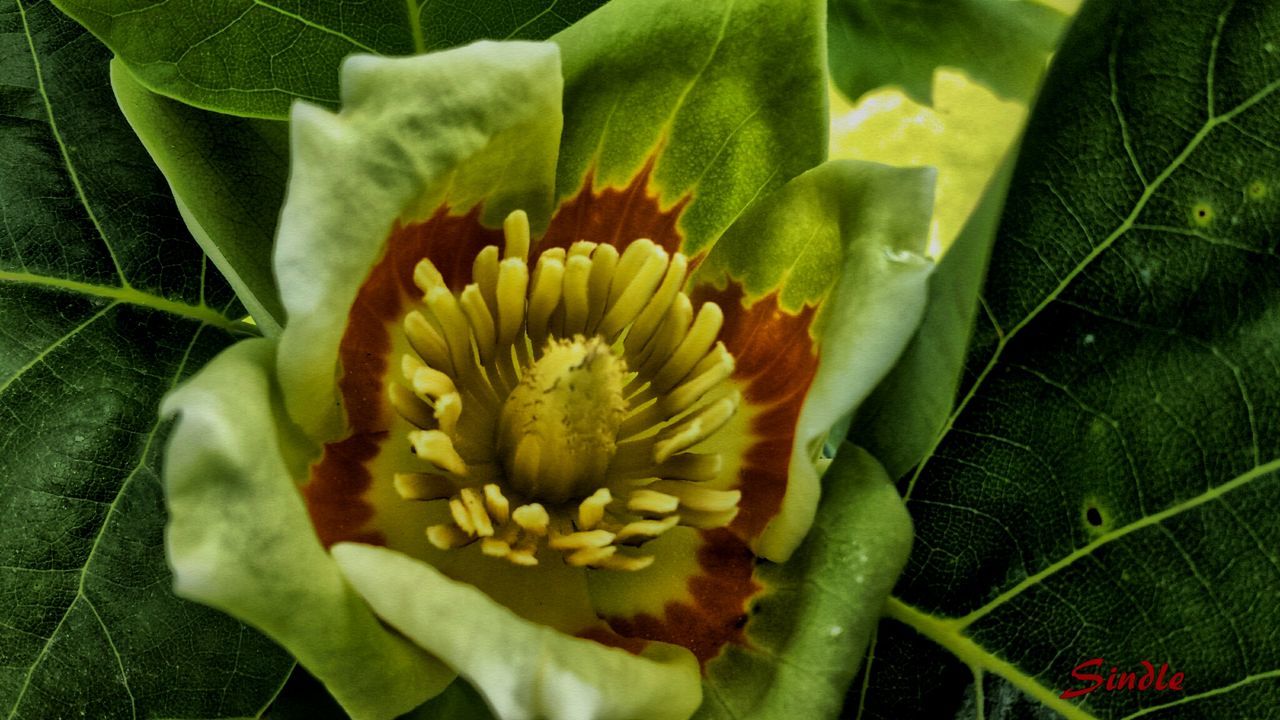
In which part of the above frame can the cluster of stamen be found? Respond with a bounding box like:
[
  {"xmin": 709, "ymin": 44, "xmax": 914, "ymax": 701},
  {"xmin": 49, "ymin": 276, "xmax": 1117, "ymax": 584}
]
[{"xmin": 387, "ymin": 210, "xmax": 741, "ymax": 572}]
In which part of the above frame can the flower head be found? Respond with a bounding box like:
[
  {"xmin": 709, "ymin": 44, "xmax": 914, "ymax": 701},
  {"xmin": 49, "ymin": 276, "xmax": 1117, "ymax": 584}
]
[{"xmin": 159, "ymin": 2, "xmax": 936, "ymax": 718}]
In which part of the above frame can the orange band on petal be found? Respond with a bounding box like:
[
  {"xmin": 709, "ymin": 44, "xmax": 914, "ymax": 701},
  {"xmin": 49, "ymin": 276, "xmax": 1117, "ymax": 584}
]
[
  {"xmin": 306, "ymin": 206, "xmax": 502, "ymax": 547},
  {"xmin": 691, "ymin": 283, "xmax": 819, "ymax": 540},
  {"xmin": 542, "ymin": 157, "xmax": 692, "ymax": 258},
  {"xmin": 603, "ymin": 529, "xmax": 760, "ymax": 667},
  {"xmin": 305, "ymin": 432, "xmax": 387, "ymax": 548}
]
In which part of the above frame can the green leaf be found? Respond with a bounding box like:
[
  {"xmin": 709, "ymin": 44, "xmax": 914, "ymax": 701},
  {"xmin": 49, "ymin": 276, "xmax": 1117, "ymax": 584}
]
[
  {"xmin": 420, "ymin": 0, "xmax": 609, "ymax": 52},
  {"xmin": 51, "ymin": 0, "xmax": 414, "ymax": 118},
  {"xmin": 858, "ymin": 0, "xmax": 1280, "ymax": 717},
  {"xmin": 696, "ymin": 446, "xmax": 912, "ymax": 719},
  {"xmin": 0, "ymin": 1, "xmax": 292, "ymax": 717},
  {"xmin": 847, "ymin": 154, "xmax": 1015, "ymax": 479},
  {"xmin": 111, "ymin": 60, "xmax": 290, "ymax": 334},
  {"xmin": 51, "ymin": 0, "xmax": 608, "ymax": 119},
  {"xmin": 827, "ymin": 0, "xmax": 1067, "ymax": 105},
  {"xmin": 552, "ymin": 0, "xmax": 828, "ymax": 255}
]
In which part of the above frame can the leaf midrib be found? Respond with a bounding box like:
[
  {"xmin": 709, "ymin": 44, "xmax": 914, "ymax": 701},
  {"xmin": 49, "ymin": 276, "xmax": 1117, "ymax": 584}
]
[
  {"xmin": 17, "ymin": 0, "xmax": 125, "ymax": 286},
  {"xmin": 886, "ymin": 591, "xmax": 1280, "ymax": 720},
  {"xmin": 0, "ymin": 270, "xmax": 244, "ymax": 333},
  {"xmin": 3, "ymin": 323, "xmax": 207, "ymax": 720}
]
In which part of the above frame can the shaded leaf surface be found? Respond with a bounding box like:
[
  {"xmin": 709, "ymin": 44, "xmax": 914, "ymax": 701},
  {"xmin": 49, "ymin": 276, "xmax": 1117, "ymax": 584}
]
[
  {"xmin": 856, "ymin": 0, "xmax": 1280, "ymax": 717},
  {"xmin": 827, "ymin": 0, "xmax": 1066, "ymax": 105},
  {"xmin": 0, "ymin": 2, "xmax": 292, "ymax": 717}
]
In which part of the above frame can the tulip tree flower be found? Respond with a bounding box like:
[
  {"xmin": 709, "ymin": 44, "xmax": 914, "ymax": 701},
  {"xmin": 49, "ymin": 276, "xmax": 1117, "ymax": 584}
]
[{"xmin": 157, "ymin": 1, "xmax": 936, "ymax": 718}]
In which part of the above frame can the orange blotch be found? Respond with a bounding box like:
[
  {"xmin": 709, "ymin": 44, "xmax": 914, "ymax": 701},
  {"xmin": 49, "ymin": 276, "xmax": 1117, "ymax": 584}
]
[
  {"xmin": 604, "ymin": 529, "xmax": 760, "ymax": 667},
  {"xmin": 691, "ymin": 283, "xmax": 819, "ymax": 541},
  {"xmin": 304, "ymin": 433, "xmax": 387, "ymax": 548},
  {"xmin": 305, "ymin": 206, "xmax": 502, "ymax": 548},
  {"xmin": 542, "ymin": 156, "xmax": 692, "ymax": 259},
  {"xmin": 576, "ymin": 626, "xmax": 650, "ymax": 656},
  {"xmin": 338, "ymin": 206, "xmax": 504, "ymax": 433}
]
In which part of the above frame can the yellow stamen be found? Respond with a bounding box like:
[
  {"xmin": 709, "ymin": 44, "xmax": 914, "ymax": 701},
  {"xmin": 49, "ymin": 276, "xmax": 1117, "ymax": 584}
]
[
  {"xmin": 502, "ymin": 209, "xmax": 530, "ymax": 262},
  {"xmin": 390, "ymin": 210, "xmax": 745, "ymax": 571},
  {"xmin": 584, "ymin": 244, "xmax": 618, "ymax": 332},
  {"xmin": 484, "ymin": 484, "xmax": 511, "ymax": 525},
  {"xmin": 626, "ymin": 489, "xmax": 680, "ymax": 515},
  {"xmin": 562, "ymin": 254, "xmax": 592, "ymax": 336},
  {"xmin": 577, "ymin": 488, "xmax": 613, "ymax": 530},
  {"xmin": 495, "ymin": 258, "xmax": 527, "ymax": 347},
  {"xmin": 408, "ymin": 429, "xmax": 469, "ymax": 476},
  {"xmin": 413, "ymin": 258, "xmax": 445, "ymax": 294},
  {"xmin": 393, "ymin": 473, "xmax": 457, "ymax": 501},
  {"xmin": 389, "ymin": 383, "xmax": 436, "ymax": 428},
  {"xmin": 548, "ymin": 529, "xmax": 616, "ymax": 551},
  {"xmin": 460, "ymin": 284, "xmax": 497, "ymax": 364},
  {"xmin": 427, "ymin": 524, "xmax": 472, "ymax": 549},
  {"xmin": 527, "ymin": 254, "xmax": 565, "ymax": 345},
  {"xmin": 615, "ymin": 515, "xmax": 681, "ymax": 544},
  {"xmin": 404, "ymin": 311, "xmax": 453, "ymax": 375},
  {"xmin": 459, "ymin": 487, "xmax": 494, "ymax": 537},
  {"xmin": 512, "ymin": 503, "xmax": 550, "ymax": 535}
]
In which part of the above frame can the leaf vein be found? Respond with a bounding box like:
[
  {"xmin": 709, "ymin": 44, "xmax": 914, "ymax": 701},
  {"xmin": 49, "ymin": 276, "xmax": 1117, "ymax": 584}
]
[{"xmin": 16, "ymin": 0, "xmax": 127, "ymax": 286}]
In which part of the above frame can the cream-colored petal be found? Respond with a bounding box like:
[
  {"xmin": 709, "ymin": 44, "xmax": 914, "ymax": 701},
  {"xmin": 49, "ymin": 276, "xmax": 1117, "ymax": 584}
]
[
  {"xmin": 274, "ymin": 42, "xmax": 564, "ymax": 442},
  {"xmin": 161, "ymin": 339, "xmax": 452, "ymax": 719},
  {"xmin": 333, "ymin": 543, "xmax": 701, "ymax": 720}
]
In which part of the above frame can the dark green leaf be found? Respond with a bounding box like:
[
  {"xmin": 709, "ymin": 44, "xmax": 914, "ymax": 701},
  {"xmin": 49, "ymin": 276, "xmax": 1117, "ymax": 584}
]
[
  {"xmin": 0, "ymin": 2, "xmax": 292, "ymax": 717},
  {"xmin": 827, "ymin": 0, "xmax": 1067, "ymax": 105},
  {"xmin": 50, "ymin": 0, "xmax": 415, "ymax": 118},
  {"xmin": 857, "ymin": 0, "xmax": 1280, "ymax": 717}
]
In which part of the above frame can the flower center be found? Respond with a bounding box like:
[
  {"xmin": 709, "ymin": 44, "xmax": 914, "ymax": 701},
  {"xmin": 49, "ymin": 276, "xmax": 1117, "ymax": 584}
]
[
  {"xmin": 387, "ymin": 210, "xmax": 742, "ymax": 571},
  {"xmin": 497, "ymin": 336, "xmax": 627, "ymax": 504}
]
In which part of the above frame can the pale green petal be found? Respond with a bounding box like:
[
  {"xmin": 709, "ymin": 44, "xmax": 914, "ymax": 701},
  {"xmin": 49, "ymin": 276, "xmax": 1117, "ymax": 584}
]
[
  {"xmin": 781, "ymin": 162, "xmax": 935, "ymax": 558},
  {"xmin": 695, "ymin": 160, "xmax": 934, "ymax": 560},
  {"xmin": 332, "ymin": 543, "xmax": 702, "ymax": 720},
  {"xmin": 274, "ymin": 42, "xmax": 564, "ymax": 441},
  {"xmin": 849, "ymin": 154, "xmax": 1015, "ymax": 479},
  {"xmin": 161, "ymin": 339, "xmax": 452, "ymax": 720}
]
